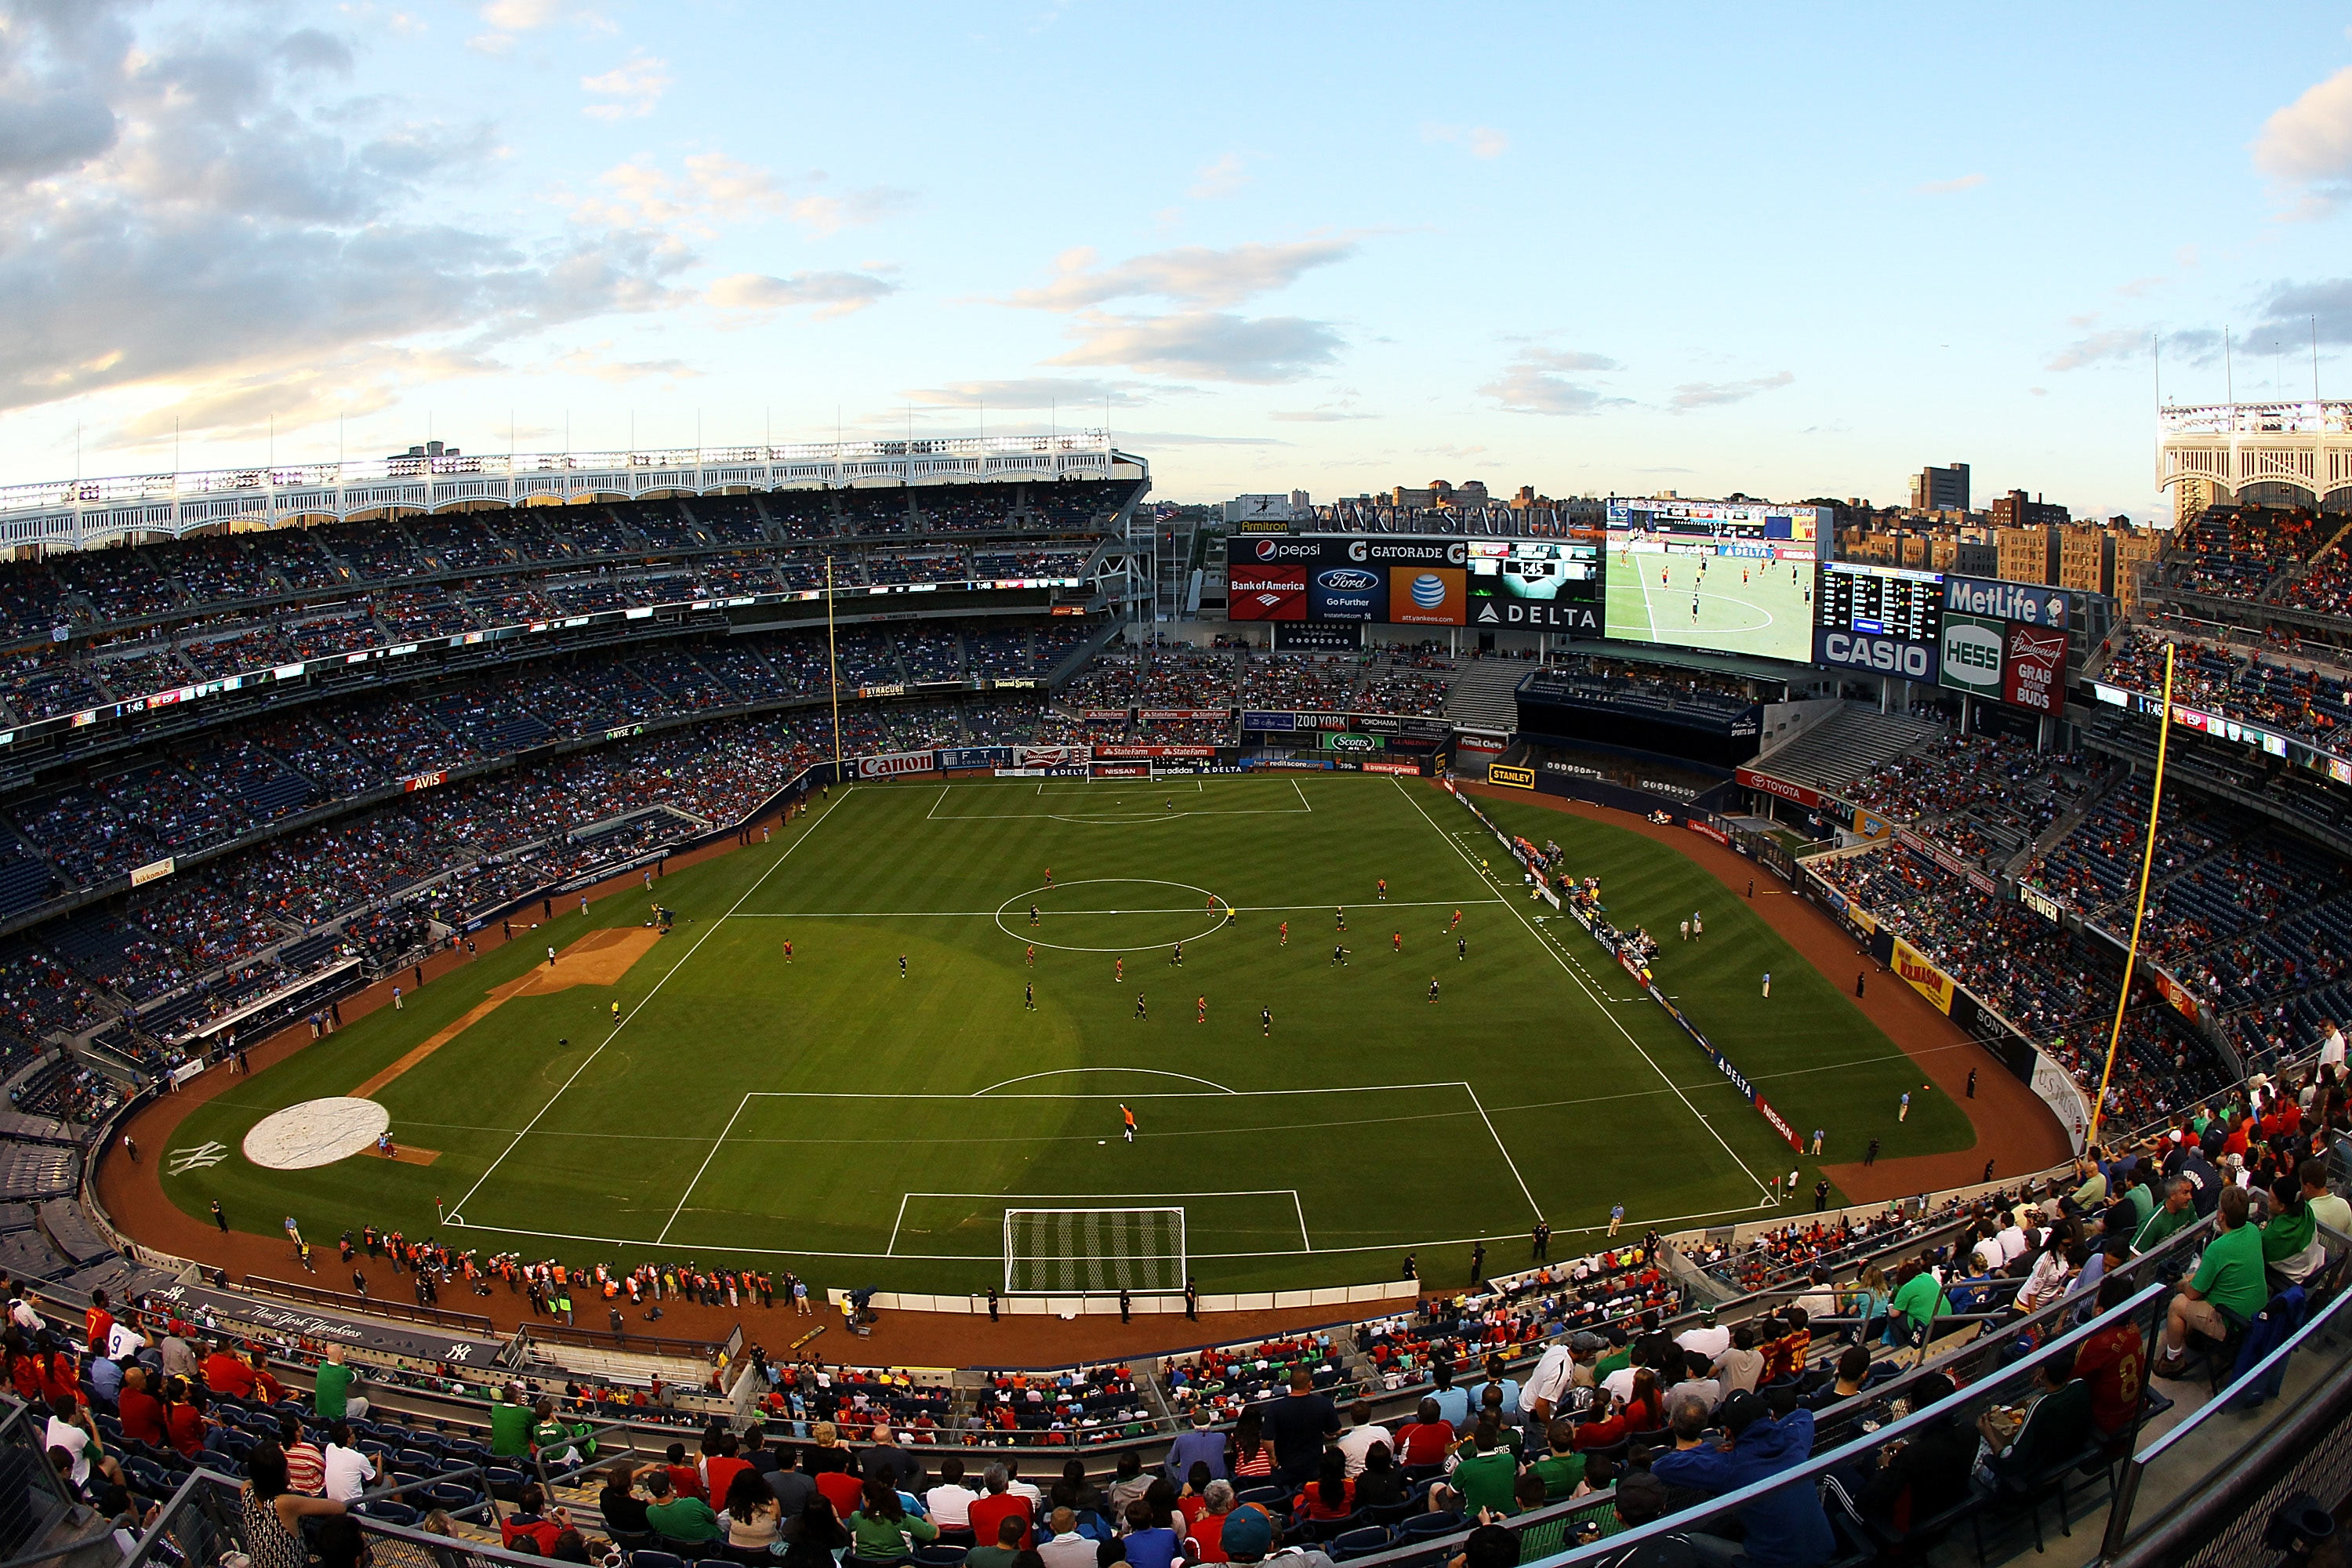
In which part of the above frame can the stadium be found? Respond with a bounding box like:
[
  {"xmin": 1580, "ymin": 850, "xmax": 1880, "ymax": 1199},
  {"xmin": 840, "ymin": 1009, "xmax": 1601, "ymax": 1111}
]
[{"xmin": 0, "ymin": 407, "xmax": 2339, "ymax": 1568}]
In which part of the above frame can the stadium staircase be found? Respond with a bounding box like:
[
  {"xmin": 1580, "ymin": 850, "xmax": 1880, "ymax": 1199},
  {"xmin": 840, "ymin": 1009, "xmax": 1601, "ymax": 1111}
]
[
  {"xmin": 1443, "ymin": 659, "xmax": 1526, "ymax": 732},
  {"xmin": 1748, "ymin": 702, "xmax": 1940, "ymax": 797}
]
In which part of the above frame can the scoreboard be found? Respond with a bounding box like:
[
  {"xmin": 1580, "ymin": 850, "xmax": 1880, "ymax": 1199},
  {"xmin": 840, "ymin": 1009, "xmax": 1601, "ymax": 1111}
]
[
  {"xmin": 1813, "ymin": 562, "xmax": 1944, "ymax": 680},
  {"xmin": 1817, "ymin": 562, "xmax": 1940, "ymax": 641}
]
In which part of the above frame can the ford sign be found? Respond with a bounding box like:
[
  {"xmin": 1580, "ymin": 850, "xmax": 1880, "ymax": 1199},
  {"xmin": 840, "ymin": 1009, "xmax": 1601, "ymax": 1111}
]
[{"xmin": 1315, "ymin": 568, "xmax": 1381, "ymax": 592}]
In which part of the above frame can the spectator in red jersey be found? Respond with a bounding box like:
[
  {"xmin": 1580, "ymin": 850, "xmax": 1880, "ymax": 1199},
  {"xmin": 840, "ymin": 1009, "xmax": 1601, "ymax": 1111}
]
[{"xmin": 1392, "ymin": 1399, "xmax": 1454, "ymax": 1469}]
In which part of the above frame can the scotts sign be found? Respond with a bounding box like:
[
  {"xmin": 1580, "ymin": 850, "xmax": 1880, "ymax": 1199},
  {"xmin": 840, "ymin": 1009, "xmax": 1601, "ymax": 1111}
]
[{"xmin": 1813, "ymin": 628, "xmax": 1940, "ymax": 681}]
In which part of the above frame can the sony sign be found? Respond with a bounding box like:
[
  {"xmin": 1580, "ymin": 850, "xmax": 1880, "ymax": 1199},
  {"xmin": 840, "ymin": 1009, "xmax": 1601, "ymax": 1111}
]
[{"xmin": 1813, "ymin": 628, "xmax": 1938, "ymax": 681}]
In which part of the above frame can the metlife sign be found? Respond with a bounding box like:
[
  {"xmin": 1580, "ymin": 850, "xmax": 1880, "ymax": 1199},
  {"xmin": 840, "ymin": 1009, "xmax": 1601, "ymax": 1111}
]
[
  {"xmin": 1942, "ymin": 575, "xmax": 2067, "ymax": 629},
  {"xmin": 1813, "ymin": 628, "xmax": 1940, "ymax": 681}
]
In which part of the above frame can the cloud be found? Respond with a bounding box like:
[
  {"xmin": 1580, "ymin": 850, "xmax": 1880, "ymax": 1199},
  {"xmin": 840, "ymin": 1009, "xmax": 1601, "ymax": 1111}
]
[
  {"xmin": 1005, "ymin": 238, "xmax": 1356, "ymax": 311},
  {"xmin": 1669, "ymin": 372, "xmax": 1793, "ymax": 409},
  {"xmin": 2255, "ymin": 65, "xmax": 2352, "ymax": 204},
  {"xmin": 1479, "ymin": 350, "xmax": 1628, "ymax": 416},
  {"xmin": 1915, "ymin": 173, "xmax": 1986, "ymax": 194},
  {"xmin": 897, "ymin": 379, "xmax": 1148, "ymax": 409},
  {"xmin": 568, "ymin": 155, "xmax": 908, "ymax": 238},
  {"xmin": 1188, "ymin": 153, "xmax": 1250, "ymax": 200},
  {"xmin": 706, "ymin": 270, "xmax": 898, "ymax": 319},
  {"xmin": 2115, "ymin": 276, "xmax": 2165, "ymax": 299},
  {"xmin": 1422, "ymin": 123, "xmax": 1508, "ymax": 159},
  {"xmin": 2045, "ymin": 328, "xmax": 2147, "ymax": 372},
  {"xmin": 2256, "ymin": 277, "xmax": 2352, "ymax": 343},
  {"xmin": 581, "ymin": 51, "xmax": 670, "ymax": 120},
  {"xmin": 1045, "ymin": 312, "xmax": 1344, "ymax": 383},
  {"xmin": 1268, "ymin": 409, "xmax": 1374, "ymax": 422},
  {"xmin": 0, "ymin": 2, "xmax": 686, "ymax": 440},
  {"xmin": 546, "ymin": 343, "xmax": 698, "ymax": 384}
]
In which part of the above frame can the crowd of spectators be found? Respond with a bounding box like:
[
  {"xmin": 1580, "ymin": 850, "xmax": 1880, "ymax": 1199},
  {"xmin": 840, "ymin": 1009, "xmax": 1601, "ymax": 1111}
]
[
  {"xmin": 2100, "ymin": 627, "xmax": 2352, "ymax": 750},
  {"xmin": 2165, "ymin": 504, "xmax": 2332, "ymax": 602},
  {"xmin": 1843, "ymin": 731, "xmax": 2100, "ymax": 868}
]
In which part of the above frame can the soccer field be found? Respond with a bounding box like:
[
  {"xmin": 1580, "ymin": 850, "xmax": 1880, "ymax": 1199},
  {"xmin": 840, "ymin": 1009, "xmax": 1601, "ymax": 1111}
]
[
  {"xmin": 159, "ymin": 775, "xmax": 1969, "ymax": 1295},
  {"xmin": 1603, "ymin": 547, "xmax": 1813, "ymax": 661}
]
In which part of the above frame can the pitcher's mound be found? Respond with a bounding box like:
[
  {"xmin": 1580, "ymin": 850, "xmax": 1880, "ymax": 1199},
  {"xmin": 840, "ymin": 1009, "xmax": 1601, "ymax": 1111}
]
[{"xmin": 245, "ymin": 1098, "xmax": 390, "ymax": 1171}]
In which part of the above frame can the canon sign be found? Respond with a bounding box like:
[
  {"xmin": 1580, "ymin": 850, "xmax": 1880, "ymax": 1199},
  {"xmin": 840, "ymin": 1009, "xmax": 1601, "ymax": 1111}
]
[{"xmin": 1814, "ymin": 629, "xmax": 1938, "ymax": 681}]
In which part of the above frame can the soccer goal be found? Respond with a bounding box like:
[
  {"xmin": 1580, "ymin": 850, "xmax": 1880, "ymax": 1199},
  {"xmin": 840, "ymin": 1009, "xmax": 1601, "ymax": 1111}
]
[{"xmin": 1003, "ymin": 1207, "xmax": 1187, "ymax": 1295}]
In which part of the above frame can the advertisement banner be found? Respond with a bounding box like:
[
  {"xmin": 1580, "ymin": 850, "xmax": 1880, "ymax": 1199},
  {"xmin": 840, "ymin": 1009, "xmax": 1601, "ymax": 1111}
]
[
  {"xmin": 1388, "ymin": 567, "xmax": 1467, "ymax": 626},
  {"xmin": 1487, "ymin": 762, "xmax": 1537, "ymax": 789},
  {"xmin": 937, "ymin": 746, "xmax": 1010, "ymax": 770},
  {"xmin": 1896, "ymin": 827, "xmax": 1997, "ymax": 895},
  {"xmin": 1013, "ymin": 745, "xmax": 1091, "ymax": 768},
  {"xmin": 1080, "ymin": 709, "xmax": 1129, "ymax": 722},
  {"xmin": 1351, "ymin": 713, "xmax": 1454, "ymax": 740},
  {"xmin": 2151, "ymin": 967, "xmax": 2204, "ymax": 1024},
  {"xmin": 402, "ymin": 771, "xmax": 449, "ymax": 793},
  {"xmin": 1363, "ymin": 760, "xmax": 1423, "ymax": 775},
  {"xmin": 1456, "ymin": 731, "xmax": 1508, "ymax": 754},
  {"xmin": 1938, "ymin": 614, "xmax": 2006, "ymax": 698},
  {"xmin": 130, "ymin": 856, "xmax": 176, "ymax": 887},
  {"xmin": 2018, "ymin": 882, "xmax": 2062, "ymax": 923},
  {"xmin": 1943, "ymin": 575, "xmax": 2068, "ymax": 629},
  {"xmin": 1319, "ymin": 732, "xmax": 1383, "ymax": 753},
  {"xmin": 1735, "ymin": 767, "xmax": 1820, "ymax": 809},
  {"xmin": 855, "ymin": 750, "xmax": 938, "ymax": 779},
  {"xmin": 1240, "ymin": 711, "xmax": 1297, "ymax": 731},
  {"xmin": 1273, "ymin": 622, "xmax": 1363, "ymax": 652},
  {"xmin": 1306, "ymin": 564, "xmax": 1387, "ymax": 621},
  {"xmin": 1091, "ymin": 764, "xmax": 1150, "ymax": 778},
  {"xmin": 1686, "ymin": 820, "xmax": 1730, "ymax": 848},
  {"xmin": 1891, "ymin": 936, "xmax": 1955, "ymax": 1014},
  {"xmin": 2002, "ymin": 622, "xmax": 2067, "ymax": 714},
  {"xmin": 1094, "ymin": 744, "xmax": 1219, "ymax": 760},
  {"xmin": 1813, "ymin": 626, "xmax": 1940, "ymax": 682},
  {"xmin": 1226, "ymin": 564, "xmax": 1308, "ymax": 620},
  {"xmin": 1137, "ymin": 708, "xmax": 1232, "ymax": 722},
  {"xmin": 1851, "ymin": 808, "xmax": 1892, "ymax": 841}
]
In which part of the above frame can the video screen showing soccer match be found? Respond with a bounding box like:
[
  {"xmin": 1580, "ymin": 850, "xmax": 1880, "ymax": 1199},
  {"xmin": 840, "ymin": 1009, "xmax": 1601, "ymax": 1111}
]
[{"xmin": 1601, "ymin": 499, "xmax": 1825, "ymax": 662}]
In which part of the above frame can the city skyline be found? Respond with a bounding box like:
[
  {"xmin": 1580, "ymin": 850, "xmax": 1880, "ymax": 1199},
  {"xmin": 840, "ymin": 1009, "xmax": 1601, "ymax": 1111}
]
[{"xmin": 5, "ymin": 2, "xmax": 2352, "ymax": 520}]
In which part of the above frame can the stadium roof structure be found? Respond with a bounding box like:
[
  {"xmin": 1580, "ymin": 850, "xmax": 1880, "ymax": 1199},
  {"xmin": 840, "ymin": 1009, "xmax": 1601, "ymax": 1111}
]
[
  {"xmin": 0, "ymin": 431, "xmax": 1146, "ymax": 554},
  {"xmin": 2159, "ymin": 399, "xmax": 2352, "ymax": 506}
]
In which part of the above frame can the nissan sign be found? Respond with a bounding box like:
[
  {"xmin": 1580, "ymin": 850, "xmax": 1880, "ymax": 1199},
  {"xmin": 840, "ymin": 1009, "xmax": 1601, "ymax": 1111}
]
[{"xmin": 1813, "ymin": 628, "xmax": 1939, "ymax": 681}]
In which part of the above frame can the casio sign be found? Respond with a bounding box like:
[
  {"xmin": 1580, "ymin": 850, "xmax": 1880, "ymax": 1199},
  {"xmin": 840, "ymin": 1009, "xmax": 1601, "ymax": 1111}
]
[
  {"xmin": 1820, "ymin": 631, "xmax": 1933, "ymax": 678},
  {"xmin": 1315, "ymin": 568, "xmax": 1381, "ymax": 592}
]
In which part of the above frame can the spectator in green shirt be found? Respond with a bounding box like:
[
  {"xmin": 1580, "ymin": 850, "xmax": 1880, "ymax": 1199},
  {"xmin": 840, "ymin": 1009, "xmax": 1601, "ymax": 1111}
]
[
  {"xmin": 1446, "ymin": 1417, "xmax": 1521, "ymax": 1516},
  {"xmin": 641, "ymin": 1469, "xmax": 723, "ymax": 1543},
  {"xmin": 310, "ymin": 1345, "xmax": 368, "ymax": 1421},
  {"xmin": 1527, "ymin": 1420, "xmax": 1587, "ymax": 1500},
  {"xmin": 2132, "ymin": 1178, "xmax": 2200, "ymax": 1254},
  {"xmin": 848, "ymin": 1472, "xmax": 938, "ymax": 1561},
  {"xmin": 1889, "ymin": 1258, "xmax": 1942, "ymax": 1342},
  {"xmin": 2155, "ymin": 1185, "xmax": 2267, "ymax": 1378},
  {"xmin": 488, "ymin": 1385, "xmax": 533, "ymax": 1459}
]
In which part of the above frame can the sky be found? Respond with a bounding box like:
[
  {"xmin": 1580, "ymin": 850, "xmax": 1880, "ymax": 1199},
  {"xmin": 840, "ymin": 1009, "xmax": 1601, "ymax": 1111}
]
[{"xmin": 5, "ymin": 2, "xmax": 2352, "ymax": 521}]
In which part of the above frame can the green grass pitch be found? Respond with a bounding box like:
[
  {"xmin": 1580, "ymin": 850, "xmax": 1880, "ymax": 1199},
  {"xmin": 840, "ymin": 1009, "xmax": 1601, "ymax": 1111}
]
[{"xmin": 160, "ymin": 775, "xmax": 1969, "ymax": 1296}]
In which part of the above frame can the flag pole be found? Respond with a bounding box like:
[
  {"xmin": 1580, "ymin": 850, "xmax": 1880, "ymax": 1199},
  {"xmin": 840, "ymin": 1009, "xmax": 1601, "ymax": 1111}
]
[{"xmin": 2087, "ymin": 641, "xmax": 2175, "ymax": 1149}]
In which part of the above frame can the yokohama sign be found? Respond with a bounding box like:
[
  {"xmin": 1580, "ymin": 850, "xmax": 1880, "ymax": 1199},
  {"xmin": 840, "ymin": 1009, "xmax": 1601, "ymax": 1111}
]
[
  {"xmin": 1734, "ymin": 768, "xmax": 1820, "ymax": 808},
  {"xmin": 855, "ymin": 750, "xmax": 938, "ymax": 779}
]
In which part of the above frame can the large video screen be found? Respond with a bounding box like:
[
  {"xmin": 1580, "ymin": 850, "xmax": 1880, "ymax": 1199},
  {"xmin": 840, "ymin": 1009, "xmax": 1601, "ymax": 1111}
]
[
  {"xmin": 1600, "ymin": 499, "xmax": 1824, "ymax": 661},
  {"xmin": 1468, "ymin": 536, "xmax": 1602, "ymax": 633}
]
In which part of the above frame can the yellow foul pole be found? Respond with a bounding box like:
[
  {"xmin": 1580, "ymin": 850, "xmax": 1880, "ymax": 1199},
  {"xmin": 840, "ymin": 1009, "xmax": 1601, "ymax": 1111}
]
[{"xmin": 2087, "ymin": 640, "xmax": 2175, "ymax": 1149}]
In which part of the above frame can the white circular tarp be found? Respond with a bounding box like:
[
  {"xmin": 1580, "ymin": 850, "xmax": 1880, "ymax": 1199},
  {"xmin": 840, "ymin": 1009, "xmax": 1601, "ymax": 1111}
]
[{"xmin": 241, "ymin": 1098, "xmax": 389, "ymax": 1171}]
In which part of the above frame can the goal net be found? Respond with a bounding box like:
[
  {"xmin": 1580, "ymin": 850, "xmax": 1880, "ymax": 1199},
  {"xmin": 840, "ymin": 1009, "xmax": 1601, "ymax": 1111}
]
[{"xmin": 1003, "ymin": 1207, "xmax": 1187, "ymax": 1295}]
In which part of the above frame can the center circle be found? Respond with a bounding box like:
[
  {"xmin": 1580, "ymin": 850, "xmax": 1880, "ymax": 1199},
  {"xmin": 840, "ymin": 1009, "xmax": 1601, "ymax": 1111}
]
[
  {"xmin": 994, "ymin": 877, "xmax": 1232, "ymax": 954},
  {"xmin": 242, "ymin": 1097, "xmax": 391, "ymax": 1171}
]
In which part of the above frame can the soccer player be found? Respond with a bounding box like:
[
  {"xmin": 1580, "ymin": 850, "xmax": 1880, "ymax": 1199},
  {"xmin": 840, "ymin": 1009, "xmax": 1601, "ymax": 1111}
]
[
  {"xmin": 1134, "ymin": 993, "xmax": 1147, "ymax": 1021},
  {"xmin": 1169, "ymin": 942, "xmax": 1182, "ymax": 966},
  {"xmin": 1457, "ymin": 937, "xmax": 1467, "ymax": 961},
  {"xmin": 1261, "ymin": 1007, "xmax": 1272, "ymax": 1036},
  {"xmin": 899, "ymin": 955, "xmax": 908, "ymax": 978},
  {"xmin": 1044, "ymin": 866, "xmax": 1053, "ymax": 887},
  {"xmin": 1392, "ymin": 932, "xmax": 1403, "ymax": 955},
  {"xmin": 1025, "ymin": 945, "xmax": 1036, "ymax": 966},
  {"xmin": 1692, "ymin": 912, "xmax": 1703, "ymax": 938},
  {"xmin": 1761, "ymin": 971, "xmax": 1770, "ymax": 998},
  {"xmin": 1898, "ymin": 1090, "xmax": 1911, "ymax": 1122},
  {"xmin": 610, "ymin": 1000, "xmax": 620, "ymax": 1022},
  {"xmin": 1331, "ymin": 944, "xmax": 1348, "ymax": 966},
  {"xmin": 1122, "ymin": 1104, "xmax": 1137, "ymax": 1142},
  {"xmin": 1690, "ymin": 594, "xmax": 1700, "ymax": 622},
  {"xmin": 1196, "ymin": 996, "xmax": 1206, "ymax": 1024},
  {"xmin": 782, "ymin": 940, "xmax": 793, "ymax": 963},
  {"xmin": 1450, "ymin": 909, "xmax": 1463, "ymax": 932},
  {"xmin": 1608, "ymin": 1203, "xmax": 1624, "ymax": 1236},
  {"xmin": 1025, "ymin": 982, "xmax": 1036, "ymax": 1011},
  {"xmin": 1426, "ymin": 977, "xmax": 1439, "ymax": 1003},
  {"xmin": 1335, "ymin": 906, "xmax": 1346, "ymax": 931},
  {"xmin": 1115, "ymin": 957, "xmax": 1123, "ymax": 984},
  {"xmin": 1377, "ymin": 878, "xmax": 1388, "ymax": 901},
  {"xmin": 1279, "ymin": 921, "xmax": 1289, "ymax": 947},
  {"xmin": 1029, "ymin": 905, "xmax": 1040, "ymax": 927}
]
